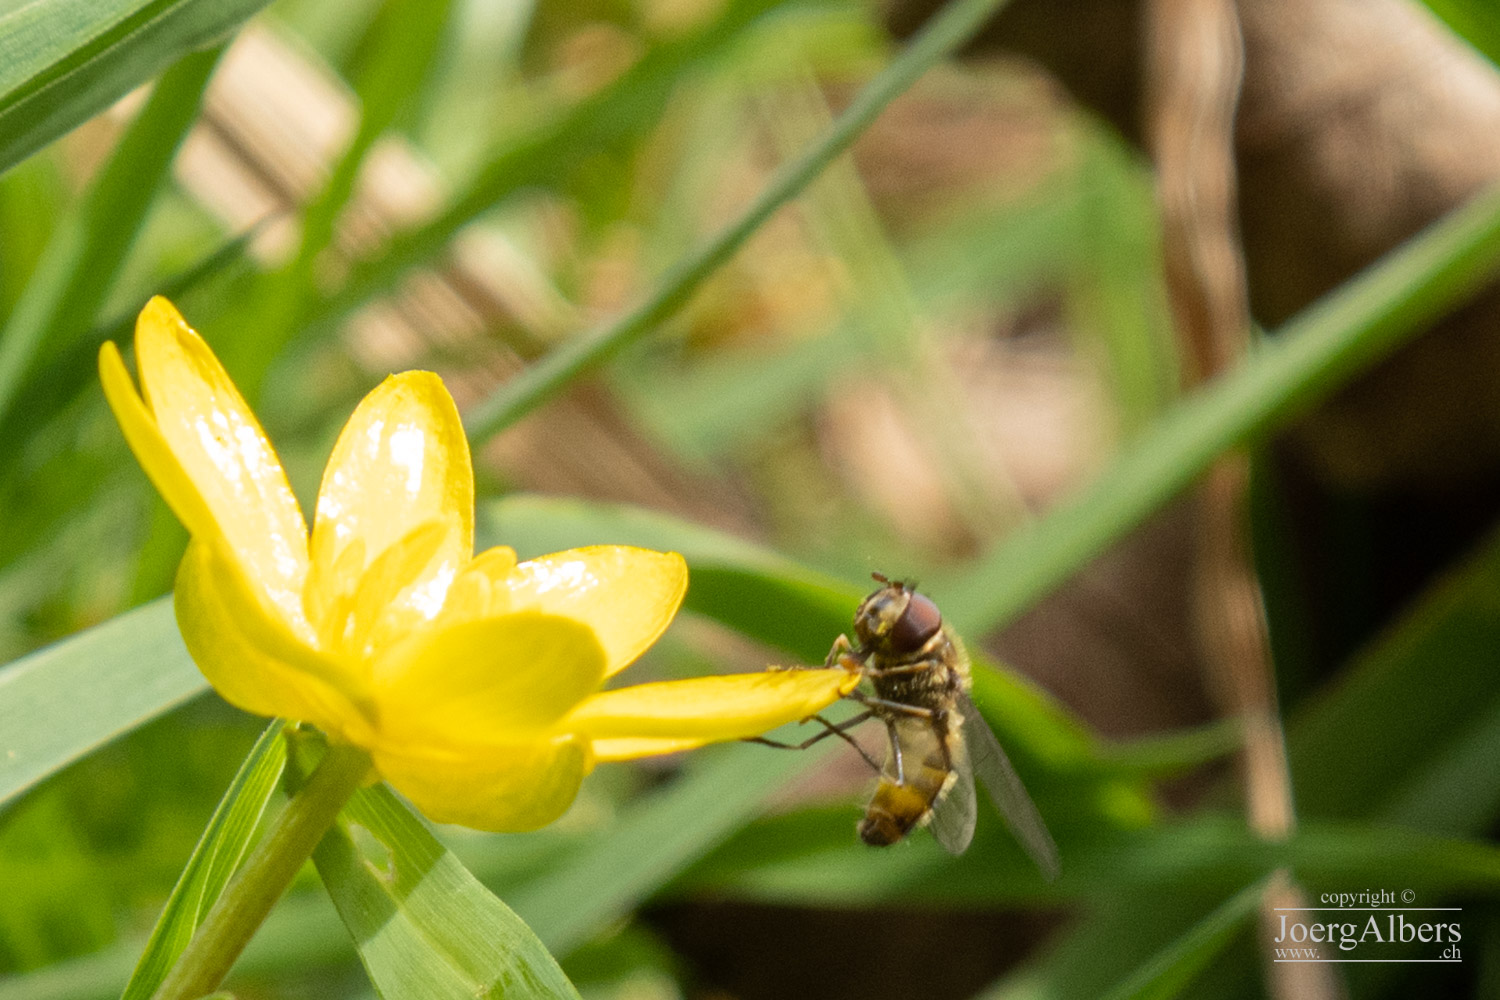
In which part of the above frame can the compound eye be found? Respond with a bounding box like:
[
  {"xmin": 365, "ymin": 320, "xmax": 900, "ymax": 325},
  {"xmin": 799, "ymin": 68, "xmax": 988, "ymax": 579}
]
[{"xmin": 889, "ymin": 591, "xmax": 941, "ymax": 653}]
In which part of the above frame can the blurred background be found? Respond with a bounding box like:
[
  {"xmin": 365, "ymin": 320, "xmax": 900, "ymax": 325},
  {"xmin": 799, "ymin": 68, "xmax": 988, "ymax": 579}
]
[{"xmin": 3, "ymin": 0, "xmax": 1500, "ymax": 997}]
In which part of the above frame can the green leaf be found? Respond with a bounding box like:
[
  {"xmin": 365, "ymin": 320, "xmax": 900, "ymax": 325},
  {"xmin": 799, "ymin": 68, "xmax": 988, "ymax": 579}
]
[
  {"xmin": 0, "ymin": 0, "xmax": 271, "ymax": 176},
  {"xmin": 461, "ymin": 0, "xmax": 1024, "ymax": 438},
  {"xmin": 0, "ymin": 599, "xmax": 206, "ymax": 808},
  {"xmin": 227, "ymin": 0, "xmax": 454, "ymax": 384},
  {"xmin": 313, "ymin": 785, "xmax": 581, "ymax": 1000},
  {"xmin": 679, "ymin": 811, "xmax": 1500, "ymax": 909},
  {"xmin": 309, "ymin": 0, "xmax": 792, "ymax": 331},
  {"xmin": 1097, "ymin": 879, "xmax": 1264, "ymax": 1000},
  {"xmin": 0, "ymin": 227, "xmax": 254, "ymax": 453},
  {"xmin": 1420, "ymin": 0, "xmax": 1500, "ymax": 67},
  {"xmin": 0, "ymin": 43, "xmax": 222, "ymax": 428},
  {"xmin": 120, "ymin": 721, "xmax": 287, "ymax": 1000},
  {"xmin": 509, "ymin": 743, "xmax": 836, "ymax": 957},
  {"xmin": 1288, "ymin": 519, "xmax": 1500, "ymax": 833},
  {"xmin": 934, "ymin": 180, "xmax": 1500, "ymax": 637}
]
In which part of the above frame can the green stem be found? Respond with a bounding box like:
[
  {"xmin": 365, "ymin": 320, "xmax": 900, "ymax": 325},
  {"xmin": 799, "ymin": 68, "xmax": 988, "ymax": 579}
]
[
  {"xmin": 149, "ymin": 743, "xmax": 371, "ymax": 1000},
  {"xmin": 462, "ymin": 0, "xmax": 1016, "ymax": 440}
]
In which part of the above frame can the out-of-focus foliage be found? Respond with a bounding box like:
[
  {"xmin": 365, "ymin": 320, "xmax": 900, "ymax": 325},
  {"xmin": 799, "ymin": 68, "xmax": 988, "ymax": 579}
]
[{"xmin": 2, "ymin": 1, "xmax": 1500, "ymax": 999}]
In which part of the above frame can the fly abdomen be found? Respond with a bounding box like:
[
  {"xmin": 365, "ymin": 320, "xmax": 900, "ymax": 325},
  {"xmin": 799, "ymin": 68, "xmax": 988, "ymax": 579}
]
[{"xmin": 858, "ymin": 720, "xmax": 955, "ymax": 846}]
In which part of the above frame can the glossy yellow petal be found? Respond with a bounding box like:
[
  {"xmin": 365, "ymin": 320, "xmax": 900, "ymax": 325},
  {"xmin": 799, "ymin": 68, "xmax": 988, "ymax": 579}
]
[
  {"xmin": 438, "ymin": 545, "xmax": 518, "ymax": 625},
  {"xmin": 308, "ymin": 371, "xmax": 474, "ymax": 642},
  {"xmin": 373, "ymin": 611, "xmax": 607, "ymax": 744},
  {"xmin": 175, "ymin": 541, "xmax": 374, "ymax": 743},
  {"xmin": 591, "ymin": 736, "xmax": 710, "ymax": 761},
  {"xmin": 133, "ymin": 297, "xmax": 309, "ymax": 624},
  {"xmin": 372, "ymin": 735, "xmax": 590, "ymax": 831},
  {"xmin": 485, "ymin": 546, "xmax": 687, "ymax": 677},
  {"xmin": 564, "ymin": 668, "xmax": 858, "ymax": 741},
  {"xmin": 100, "ymin": 341, "xmax": 219, "ymax": 543}
]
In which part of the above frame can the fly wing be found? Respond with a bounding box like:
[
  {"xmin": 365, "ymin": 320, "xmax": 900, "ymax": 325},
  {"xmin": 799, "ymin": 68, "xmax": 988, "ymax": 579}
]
[
  {"xmin": 959, "ymin": 694, "xmax": 1060, "ymax": 880},
  {"xmin": 927, "ymin": 732, "xmax": 977, "ymax": 855}
]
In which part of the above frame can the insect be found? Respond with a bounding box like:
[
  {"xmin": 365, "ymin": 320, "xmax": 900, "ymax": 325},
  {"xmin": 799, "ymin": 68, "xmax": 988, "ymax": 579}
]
[{"xmin": 753, "ymin": 575, "xmax": 1059, "ymax": 879}]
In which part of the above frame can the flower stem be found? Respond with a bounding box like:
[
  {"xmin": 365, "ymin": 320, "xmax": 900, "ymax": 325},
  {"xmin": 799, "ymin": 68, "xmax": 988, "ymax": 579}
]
[{"xmin": 150, "ymin": 742, "xmax": 371, "ymax": 1000}]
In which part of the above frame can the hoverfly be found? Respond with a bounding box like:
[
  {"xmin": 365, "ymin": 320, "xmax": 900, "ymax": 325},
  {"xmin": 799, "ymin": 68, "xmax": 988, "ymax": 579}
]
[{"xmin": 753, "ymin": 575, "xmax": 1059, "ymax": 879}]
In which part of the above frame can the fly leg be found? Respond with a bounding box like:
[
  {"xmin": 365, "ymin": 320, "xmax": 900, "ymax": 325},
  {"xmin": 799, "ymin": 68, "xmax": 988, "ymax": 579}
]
[
  {"xmin": 862, "ymin": 659, "xmax": 941, "ymax": 679},
  {"xmin": 744, "ymin": 711, "xmax": 883, "ymax": 773},
  {"xmin": 848, "ymin": 692, "xmax": 936, "ymax": 720},
  {"xmin": 932, "ymin": 708, "xmax": 954, "ymax": 774},
  {"xmin": 824, "ymin": 634, "xmax": 870, "ymax": 676},
  {"xmin": 885, "ymin": 717, "xmax": 905, "ymax": 786}
]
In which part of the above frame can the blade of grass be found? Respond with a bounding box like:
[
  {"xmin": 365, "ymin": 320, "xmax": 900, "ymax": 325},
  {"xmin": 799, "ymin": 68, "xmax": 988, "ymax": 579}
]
[
  {"xmin": 120, "ymin": 721, "xmax": 287, "ymax": 1000},
  {"xmin": 0, "ymin": 226, "xmax": 255, "ymax": 454},
  {"xmin": 1287, "ymin": 517, "xmax": 1500, "ymax": 832},
  {"xmin": 508, "ymin": 743, "xmax": 834, "ymax": 957},
  {"xmin": 314, "ymin": 786, "xmax": 581, "ymax": 1000},
  {"xmin": 1420, "ymin": 0, "xmax": 1500, "ymax": 67},
  {"xmin": 933, "ymin": 181, "xmax": 1500, "ymax": 636},
  {"xmin": 461, "ymin": 0, "xmax": 1022, "ymax": 438},
  {"xmin": 0, "ymin": 600, "xmax": 205, "ymax": 807},
  {"xmin": 0, "ymin": 44, "xmax": 222, "ymax": 428},
  {"xmin": 0, "ymin": 0, "xmax": 269, "ymax": 175},
  {"xmin": 228, "ymin": 0, "xmax": 453, "ymax": 385},
  {"xmin": 679, "ymin": 811, "xmax": 1500, "ymax": 908},
  {"xmin": 1097, "ymin": 879, "xmax": 1266, "ymax": 1000},
  {"xmin": 309, "ymin": 0, "xmax": 794, "ymax": 329}
]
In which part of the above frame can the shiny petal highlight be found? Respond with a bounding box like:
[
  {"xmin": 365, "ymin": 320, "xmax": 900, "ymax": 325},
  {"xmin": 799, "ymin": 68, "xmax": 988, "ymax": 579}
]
[
  {"xmin": 133, "ymin": 297, "xmax": 309, "ymax": 624},
  {"xmin": 308, "ymin": 371, "xmax": 473, "ymax": 643},
  {"xmin": 489, "ymin": 546, "xmax": 688, "ymax": 677}
]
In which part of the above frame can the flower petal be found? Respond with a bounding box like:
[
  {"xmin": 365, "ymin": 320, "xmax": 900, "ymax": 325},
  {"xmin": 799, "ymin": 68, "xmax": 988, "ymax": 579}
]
[
  {"xmin": 435, "ymin": 545, "xmax": 517, "ymax": 626},
  {"xmin": 175, "ymin": 540, "xmax": 373, "ymax": 743},
  {"xmin": 592, "ymin": 736, "xmax": 710, "ymax": 762},
  {"xmin": 100, "ymin": 341, "xmax": 219, "ymax": 543},
  {"xmin": 132, "ymin": 297, "xmax": 309, "ymax": 625},
  {"xmin": 564, "ymin": 668, "xmax": 858, "ymax": 741},
  {"xmin": 373, "ymin": 611, "xmax": 607, "ymax": 745},
  {"xmin": 486, "ymin": 546, "xmax": 687, "ymax": 677},
  {"xmin": 307, "ymin": 371, "xmax": 474, "ymax": 641},
  {"xmin": 372, "ymin": 735, "xmax": 590, "ymax": 832}
]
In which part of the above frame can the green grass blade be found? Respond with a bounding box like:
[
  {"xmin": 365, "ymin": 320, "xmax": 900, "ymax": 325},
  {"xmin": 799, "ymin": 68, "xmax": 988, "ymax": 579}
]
[
  {"xmin": 311, "ymin": 0, "xmax": 788, "ymax": 328},
  {"xmin": 509, "ymin": 743, "xmax": 833, "ymax": 957},
  {"xmin": 0, "ymin": 600, "xmax": 206, "ymax": 807},
  {"xmin": 461, "ymin": 0, "xmax": 1020, "ymax": 439},
  {"xmin": 0, "ymin": 43, "xmax": 221, "ymax": 427},
  {"xmin": 119, "ymin": 721, "xmax": 287, "ymax": 1000},
  {"xmin": 0, "ymin": 226, "xmax": 254, "ymax": 452},
  {"xmin": 1288, "ymin": 519, "xmax": 1500, "ymax": 833},
  {"xmin": 1420, "ymin": 0, "xmax": 1500, "ymax": 66},
  {"xmin": 0, "ymin": 0, "xmax": 270, "ymax": 175},
  {"xmin": 1097, "ymin": 879, "xmax": 1266, "ymax": 1000},
  {"xmin": 313, "ymin": 785, "xmax": 581, "ymax": 1000},
  {"xmin": 934, "ymin": 182, "xmax": 1500, "ymax": 636},
  {"xmin": 680, "ymin": 810, "xmax": 1500, "ymax": 909},
  {"xmin": 300, "ymin": 0, "xmax": 451, "ymax": 268},
  {"xmin": 229, "ymin": 0, "xmax": 454, "ymax": 380}
]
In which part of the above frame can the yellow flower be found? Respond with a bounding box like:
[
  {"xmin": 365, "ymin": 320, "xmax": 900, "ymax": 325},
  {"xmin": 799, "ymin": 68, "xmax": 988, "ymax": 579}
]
[{"xmin": 100, "ymin": 297, "xmax": 855, "ymax": 831}]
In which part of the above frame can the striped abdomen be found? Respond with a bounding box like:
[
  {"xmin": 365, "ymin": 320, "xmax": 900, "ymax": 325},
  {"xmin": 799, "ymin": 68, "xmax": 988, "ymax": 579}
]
[{"xmin": 858, "ymin": 718, "xmax": 957, "ymax": 846}]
